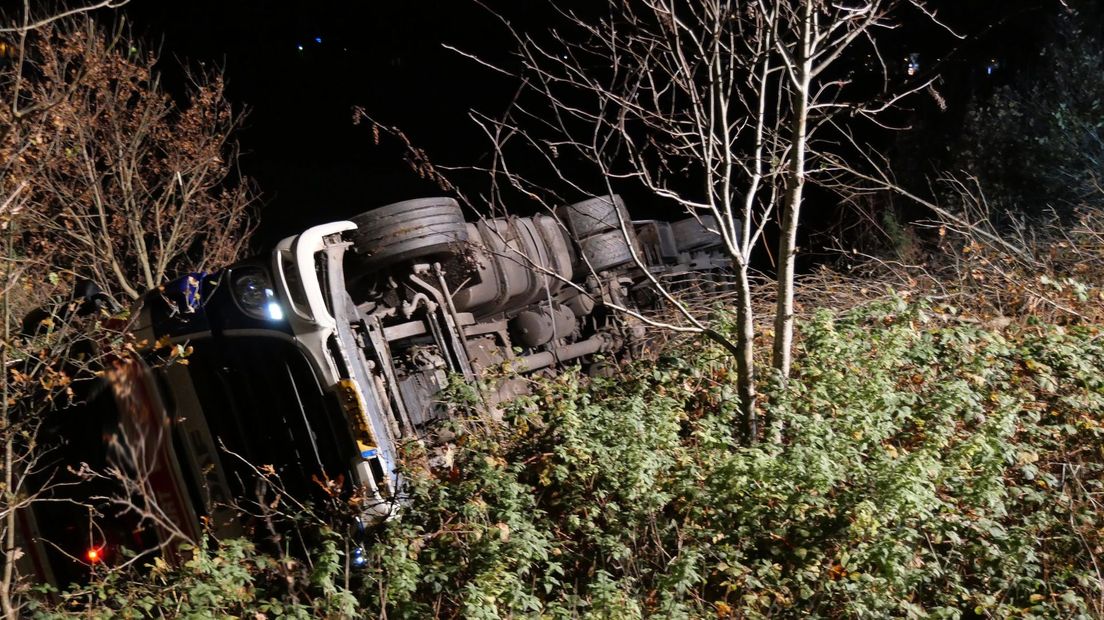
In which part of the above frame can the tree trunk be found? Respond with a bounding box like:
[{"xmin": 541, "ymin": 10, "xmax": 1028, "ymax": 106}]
[
  {"xmin": 734, "ymin": 263, "xmax": 757, "ymax": 441},
  {"xmin": 1, "ymin": 225, "xmax": 16, "ymax": 620},
  {"xmin": 772, "ymin": 0, "xmax": 813, "ymax": 380}
]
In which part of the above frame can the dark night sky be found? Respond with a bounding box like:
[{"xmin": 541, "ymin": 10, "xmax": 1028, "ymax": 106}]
[
  {"xmin": 123, "ymin": 1, "xmax": 1067, "ymax": 250},
  {"xmin": 128, "ymin": 1, "xmax": 526, "ymax": 246}
]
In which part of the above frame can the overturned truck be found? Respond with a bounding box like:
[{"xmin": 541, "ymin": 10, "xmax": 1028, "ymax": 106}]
[{"xmin": 21, "ymin": 196, "xmax": 728, "ymax": 586}]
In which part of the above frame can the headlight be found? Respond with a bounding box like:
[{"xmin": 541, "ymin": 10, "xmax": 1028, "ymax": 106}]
[{"xmin": 231, "ymin": 267, "xmax": 284, "ymax": 321}]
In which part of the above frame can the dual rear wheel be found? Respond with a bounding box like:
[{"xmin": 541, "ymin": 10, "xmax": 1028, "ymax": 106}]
[{"xmin": 348, "ymin": 197, "xmax": 468, "ymax": 268}]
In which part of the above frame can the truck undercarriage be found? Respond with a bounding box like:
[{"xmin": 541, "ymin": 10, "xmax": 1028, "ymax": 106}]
[{"xmin": 19, "ymin": 195, "xmax": 730, "ymax": 586}]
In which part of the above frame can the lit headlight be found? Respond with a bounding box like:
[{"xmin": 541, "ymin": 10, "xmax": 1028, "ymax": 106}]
[
  {"xmin": 351, "ymin": 545, "xmax": 368, "ymax": 568},
  {"xmin": 231, "ymin": 267, "xmax": 284, "ymax": 321}
]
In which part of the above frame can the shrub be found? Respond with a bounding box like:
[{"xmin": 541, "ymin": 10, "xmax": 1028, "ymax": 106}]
[
  {"xmin": 29, "ymin": 298, "xmax": 1104, "ymax": 618},
  {"xmin": 357, "ymin": 299, "xmax": 1104, "ymax": 618},
  {"xmin": 28, "ymin": 534, "xmax": 359, "ymax": 619}
]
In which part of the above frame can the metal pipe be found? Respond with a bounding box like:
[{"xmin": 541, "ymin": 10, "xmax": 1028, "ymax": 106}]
[
  {"xmin": 516, "ymin": 351, "xmax": 555, "ymax": 372},
  {"xmin": 516, "ymin": 335, "xmax": 605, "ymax": 372}
]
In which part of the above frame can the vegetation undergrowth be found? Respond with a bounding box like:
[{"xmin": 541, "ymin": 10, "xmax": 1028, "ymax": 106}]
[
  {"xmin": 31, "ymin": 297, "xmax": 1104, "ymax": 618},
  {"xmin": 356, "ymin": 297, "xmax": 1104, "ymax": 619},
  {"xmin": 28, "ymin": 535, "xmax": 360, "ymax": 619}
]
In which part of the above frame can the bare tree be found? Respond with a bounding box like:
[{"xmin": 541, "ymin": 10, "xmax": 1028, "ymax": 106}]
[
  {"xmin": 438, "ymin": 0, "xmax": 948, "ymax": 437},
  {"xmin": 0, "ymin": 8, "xmax": 257, "ymax": 614},
  {"xmin": 0, "ymin": 6, "xmax": 143, "ymax": 616},
  {"xmin": 8, "ymin": 20, "xmax": 257, "ymax": 304},
  {"xmin": 763, "ymin": 0, "xmax": 955, "ymax": 378}
]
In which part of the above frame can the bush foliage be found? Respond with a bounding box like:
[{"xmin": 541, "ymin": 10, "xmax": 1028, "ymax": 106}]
[
  {"xmin": 351, "ymin": 299, "xmax": 1103, "ymax": 619},
  {"xmin": 32, "ymin": 299, "xmax": 1104, "ymax": 618},
  {"xmin": 29, "ymin": 535, "xmax": 359, "ymax": 619}
]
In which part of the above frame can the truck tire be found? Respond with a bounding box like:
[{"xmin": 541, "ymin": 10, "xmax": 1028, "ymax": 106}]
[
  {"xmin": 579, "ymin": 230, "xmax": 636, "ymax": 272},
  {"xmin": 671, "ymin": 215, "xmax": 723, "ymax": 252},
  {"xmin": 350, "ymin": 198, "xmax": 469, "ymax": 267},
  {"xmin": 557, "ymin": 195, "xmax": 627, "ymax": 240}
]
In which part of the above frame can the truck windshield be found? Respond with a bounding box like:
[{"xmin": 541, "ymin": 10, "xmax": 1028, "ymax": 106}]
[{"xmin": 165, "ymin": 335, "xmax": 355, "ymax": 509}]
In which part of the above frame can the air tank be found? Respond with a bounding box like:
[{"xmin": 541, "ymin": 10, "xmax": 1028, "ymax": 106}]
[{"xmin": 452, "ymin": 215, "xmax": 574, "ymax": 317}]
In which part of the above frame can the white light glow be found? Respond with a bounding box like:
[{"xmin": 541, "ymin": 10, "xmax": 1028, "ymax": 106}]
[{"xmin": 267, "ymin": 302, "xmax": 284, "ymax": 321}]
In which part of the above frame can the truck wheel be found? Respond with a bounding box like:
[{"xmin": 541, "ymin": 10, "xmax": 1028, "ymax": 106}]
[
  {"xmin": 579, "ymin": 230, "xmax": 636, "ymax": 272},
  {"xmin": 350, "ymin": 198, "xmax": 469, "ymax": 267},
  {"xmin": 671, "ymin": 215, "xmax": 723, "ymax": 252},
  {"xmin": 557, "ymin": 195, "xmax": 627, "ymax": 240}
]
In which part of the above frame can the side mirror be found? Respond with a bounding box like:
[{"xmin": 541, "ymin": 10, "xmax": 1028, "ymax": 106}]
[
  {"xmin": 20, "ymin": 279, "xmax": 120, "ymax": 337},
  {"xmin": 72, "ymin": 279, "xmax": 121, "ymax": 316}
]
